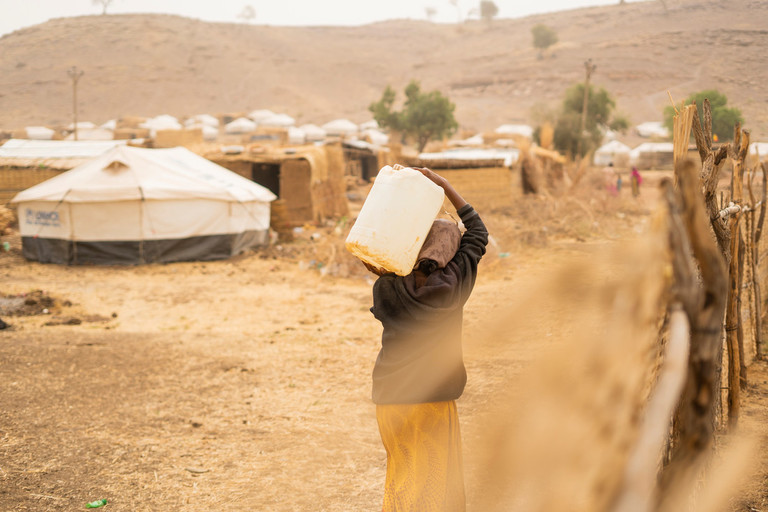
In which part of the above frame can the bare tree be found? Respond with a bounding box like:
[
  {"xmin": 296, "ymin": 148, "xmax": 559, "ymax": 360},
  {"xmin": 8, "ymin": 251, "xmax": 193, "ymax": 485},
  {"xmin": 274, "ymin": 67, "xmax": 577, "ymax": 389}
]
[
  {"xmin": 448, "ymin": 0, "xmax": 463, "ymax": 23},
  {"xmin": 425, "ymin": 6, "xmax": 437, "ymax": 21},
  {"xmin": 92, "ymin": 0, "xmax": 115, "ymax": 15},
  {"xmin": 238, "ymin": 5, "xmax": 256, "ymax": 24}
]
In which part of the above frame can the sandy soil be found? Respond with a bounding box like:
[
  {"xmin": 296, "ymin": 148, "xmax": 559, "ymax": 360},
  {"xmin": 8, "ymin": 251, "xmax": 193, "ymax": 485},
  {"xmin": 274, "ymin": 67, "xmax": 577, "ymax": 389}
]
[{"xmin": 1, "ymin": 177, "xmax": 767, "ymax": 511}]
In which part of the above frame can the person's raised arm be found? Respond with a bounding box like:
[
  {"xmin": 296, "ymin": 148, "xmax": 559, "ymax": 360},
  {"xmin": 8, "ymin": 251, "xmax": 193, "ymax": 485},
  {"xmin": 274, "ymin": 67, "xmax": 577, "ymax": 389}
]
[{"xmin": 413, "ymin": 167, "xmax": 467, "ymax": 211}]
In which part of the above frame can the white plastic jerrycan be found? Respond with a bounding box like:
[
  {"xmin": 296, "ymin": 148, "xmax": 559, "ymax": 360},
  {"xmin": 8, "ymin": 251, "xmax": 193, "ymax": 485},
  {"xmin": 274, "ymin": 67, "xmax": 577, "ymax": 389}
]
[{"xmin": 345, "ymin": 165, "xmax": 445, "ymax": 276}]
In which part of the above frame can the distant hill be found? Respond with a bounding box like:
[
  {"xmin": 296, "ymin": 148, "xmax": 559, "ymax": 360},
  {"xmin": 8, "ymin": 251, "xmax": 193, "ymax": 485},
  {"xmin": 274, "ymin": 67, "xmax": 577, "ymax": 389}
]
[{"xmin": 1, "ymin": 0, "xmax": 766, "ymax": 140}]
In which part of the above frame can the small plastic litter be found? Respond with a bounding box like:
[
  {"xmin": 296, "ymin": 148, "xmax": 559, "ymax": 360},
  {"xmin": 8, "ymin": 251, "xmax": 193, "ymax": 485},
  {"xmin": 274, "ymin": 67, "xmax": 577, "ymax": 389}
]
[
  {"xmin": 499, "ymin": 252, "xmax": 510, "ymax": 258},
  {"xmin": 85, "ymin": 498, "xmax": 107, "ymax": 508}
]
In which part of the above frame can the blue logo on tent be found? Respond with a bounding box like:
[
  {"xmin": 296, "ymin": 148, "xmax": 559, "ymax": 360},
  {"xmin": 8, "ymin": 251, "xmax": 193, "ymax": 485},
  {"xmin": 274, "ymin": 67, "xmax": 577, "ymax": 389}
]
[{"xmin": 25, "ymin": 208, "xmax": 61, "ymax": 227}]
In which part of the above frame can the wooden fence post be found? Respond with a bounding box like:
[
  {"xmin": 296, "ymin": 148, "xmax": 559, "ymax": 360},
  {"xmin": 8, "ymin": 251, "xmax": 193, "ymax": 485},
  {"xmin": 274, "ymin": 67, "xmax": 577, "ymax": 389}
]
[
  {"xmin": 660, "ymin": 161, "xmax": 729, "ymax": 497},
  {"xmin": 755, "ymin": 162, "xmax": 768, "ymax": 360}
]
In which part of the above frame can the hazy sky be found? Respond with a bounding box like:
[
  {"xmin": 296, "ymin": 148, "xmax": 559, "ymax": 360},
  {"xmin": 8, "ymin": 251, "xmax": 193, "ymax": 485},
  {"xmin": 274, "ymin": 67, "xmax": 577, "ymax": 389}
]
[{"xmin": 1, "ymin": 0, "xmax": 646, "ymax": 37}]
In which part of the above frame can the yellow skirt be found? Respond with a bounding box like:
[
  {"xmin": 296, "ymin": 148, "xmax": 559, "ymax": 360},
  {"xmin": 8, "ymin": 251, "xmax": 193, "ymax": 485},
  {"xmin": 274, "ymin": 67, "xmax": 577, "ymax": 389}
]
[{"xmin": 376, "ymin": 401, "xmax": 465, "ymax": 512}]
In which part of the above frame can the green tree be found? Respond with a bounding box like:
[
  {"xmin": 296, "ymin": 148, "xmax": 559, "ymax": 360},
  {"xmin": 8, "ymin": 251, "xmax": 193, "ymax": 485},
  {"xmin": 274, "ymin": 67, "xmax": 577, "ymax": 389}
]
[
  {"xmin": 531, "ymin": 24, "xmax": 558, "ymax": 56},
  {"xmin": 551, "ymin": 82, "xmax": 625, "ymax": 158},
  {"xmin": 480, "ymin": 1, "xmax": 499, "ymax": 24},
  {"xmin": 663, "ymin": 89, "xmax": 744, "ymax": 141},
  {"xmin": 369, "ymin": 81, "xmax": 458, "ymax": 152}
]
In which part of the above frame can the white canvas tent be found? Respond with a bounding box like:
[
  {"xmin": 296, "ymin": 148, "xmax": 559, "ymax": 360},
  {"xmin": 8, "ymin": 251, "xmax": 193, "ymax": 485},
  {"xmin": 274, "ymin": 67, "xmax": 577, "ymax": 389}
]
[
  {"xmin": 322, "ymin": 119, "xmax": 358, "ymax": 137},
  {"xmin": 24, "ymin": 126, "xmax": 56, "ymax": 140},
  {"xmin": 635, "ymin": 121, "xmax": 669, "ymax": 139},
  {"xmin": 594, "ymin": 140, "xmax": 631, "ymax": 166},
  {"xmin": 225, "ymin": 117, "xmax": 257, "ymax": 134},
  {"xmin": 12, "ymin": 145, "xmax": 276, "ymax": 265},
  {"xmin": 494, "ymin": 124, "xmax": 534, "ymax": 138}
]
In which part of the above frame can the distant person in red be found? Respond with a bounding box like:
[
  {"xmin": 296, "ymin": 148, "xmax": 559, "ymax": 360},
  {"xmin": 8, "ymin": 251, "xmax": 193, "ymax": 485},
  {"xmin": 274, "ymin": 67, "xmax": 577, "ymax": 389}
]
[
  {"xmin": 364, "ymin": 167, "xmax": 488, "ymax": 512},
  {"xmin": 631, "ymin": 166, "xmax": 643, "ymax": 197}
]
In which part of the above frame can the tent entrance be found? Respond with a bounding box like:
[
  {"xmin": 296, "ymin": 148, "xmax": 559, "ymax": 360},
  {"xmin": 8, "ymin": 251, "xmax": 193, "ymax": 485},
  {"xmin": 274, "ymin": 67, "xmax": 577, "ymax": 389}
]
[{"xmin": 251, "ymin": 163, "xmax": 280, "ymax": 197}]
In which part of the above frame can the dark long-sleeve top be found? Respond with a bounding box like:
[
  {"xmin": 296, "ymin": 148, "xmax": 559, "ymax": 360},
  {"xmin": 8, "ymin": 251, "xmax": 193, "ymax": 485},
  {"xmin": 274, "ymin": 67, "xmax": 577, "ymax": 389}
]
[{"xmin": 370, "ymin": 204, "xmax": 489, "ymax": 404}]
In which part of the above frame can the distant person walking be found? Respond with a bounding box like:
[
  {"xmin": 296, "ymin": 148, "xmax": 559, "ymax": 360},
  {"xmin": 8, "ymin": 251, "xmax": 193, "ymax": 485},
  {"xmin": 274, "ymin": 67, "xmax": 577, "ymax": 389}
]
[
  {"xmin": 365, "ymin": 167, "xmax": 488, "ymax": 512},
  {"xmin": 631, "ymin": 167, "xmax": 642, "ymax": 197},
  {"xmin": 602, "ymin": 162, "xmax": 618, "ymax": 196}
]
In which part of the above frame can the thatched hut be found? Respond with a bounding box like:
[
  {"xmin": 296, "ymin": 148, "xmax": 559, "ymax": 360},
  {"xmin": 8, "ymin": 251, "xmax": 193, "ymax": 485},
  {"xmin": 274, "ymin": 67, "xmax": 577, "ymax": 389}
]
[{"xmin": 0, "ymin": 139, "xmax": 127, "ymax": 205}]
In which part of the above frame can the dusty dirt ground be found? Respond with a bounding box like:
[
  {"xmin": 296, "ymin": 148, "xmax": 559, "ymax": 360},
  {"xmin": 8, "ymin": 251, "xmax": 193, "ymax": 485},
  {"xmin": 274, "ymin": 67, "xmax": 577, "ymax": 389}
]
[{"xmin": 1, "ymin": 176, "xmax": 768, "ymax": 511}]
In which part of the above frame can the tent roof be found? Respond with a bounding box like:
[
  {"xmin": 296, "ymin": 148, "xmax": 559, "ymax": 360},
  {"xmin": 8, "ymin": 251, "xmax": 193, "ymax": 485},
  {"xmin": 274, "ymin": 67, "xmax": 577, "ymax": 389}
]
[
  {"xmin": 248, "ymin": 109, "xmax": 275, "ymax": 122},
  {"xmin": 322, "ymin": 119, "xmax": 358, "ymax": 135},
  {"xmin": 596, "ymin": 140, "xmax": 632, "ymax": 153},
  {"xmin": 225, "ymin": 117, "xmax": 257, "ymax": 133},
  {"xmin": 750, "ymin": 142, "xmax": 768, "ymax": 156},
  {"xmin": 420, "ymin": 148, "xmax": 520, "ymax": 167},
  {"xmin": 260, "ymin": 113, "xmax": 295, "ymax": 127},
  {"xmin": 0, "ymin": 139, "xmax": 127, "ymax": 159},
  {"xmin": 12, "ymin": 145, "xmax": 277, "ymax": 204},
  {"xmin": 494, "ymin": 124, "xmax": 534, "ymax": 137}
]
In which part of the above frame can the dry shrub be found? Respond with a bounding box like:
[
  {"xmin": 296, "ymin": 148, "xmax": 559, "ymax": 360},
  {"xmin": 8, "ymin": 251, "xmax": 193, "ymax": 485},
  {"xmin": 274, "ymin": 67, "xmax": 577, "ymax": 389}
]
[
  {"xmin": 463, "ymin": 197, "xmax": 758, "ymax": 511},
  {"xmin": 481, "ymin": 166, "xmax": 653, "ymax": 257},
  {"xmin": 0, "ymin": 205, "xmax": 16, "ymax": 230}
]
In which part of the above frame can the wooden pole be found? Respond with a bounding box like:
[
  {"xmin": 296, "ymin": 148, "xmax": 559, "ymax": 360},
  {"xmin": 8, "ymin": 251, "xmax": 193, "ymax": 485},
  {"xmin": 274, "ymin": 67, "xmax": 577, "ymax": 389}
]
[
  {"xmin": 754, "ymin": 161, "xmax": 768, "ymax": 360},
  {"xmin": 577, "ymin": 59, "xmax": 596, "ymax": 157},
  {"xmin": 724, "ymin": 127, "xmax": 743, "ymax": 425},
  {"xmin": 613, "ymin": 304, "xmax": 690, "ymax": 512},
  {"xmin": 725, "ymin": 124, "xmax": 750, "ymax": 422},
  {"xmin": 662, "ymin": 160, "xmax": 729, "ymax": 481},
  {"xmin": 67, "ymin": 66, "xmax": 84, "ymax": 141}
]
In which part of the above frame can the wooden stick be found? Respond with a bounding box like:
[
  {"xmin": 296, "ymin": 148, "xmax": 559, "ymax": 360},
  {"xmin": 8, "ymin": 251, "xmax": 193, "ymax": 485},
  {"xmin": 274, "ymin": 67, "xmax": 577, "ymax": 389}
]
[
  {"xmin": 662, "ymin": 159, "xmax": 728, "ymax": 490},
  {"xmin": 691, "ymin": 107, "xmax": 709, "ymax": 163},
  {"xmin": 703, "ymin": 99, "xmax": 713, "ymax": 149},
  {"xmin": 613, "ymin": 305, "xmax": 690, "ymax": 512},
  {"xmin": 756, "ymin": 161, "xmax": 768, "ymax": 359}
]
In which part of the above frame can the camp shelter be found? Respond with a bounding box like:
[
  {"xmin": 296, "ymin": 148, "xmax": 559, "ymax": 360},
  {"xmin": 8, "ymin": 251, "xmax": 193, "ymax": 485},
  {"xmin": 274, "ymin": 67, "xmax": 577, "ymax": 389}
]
[
  {"xmin": 402, "ymin": 148, "xmax": 519, "ymax": 206},
  {"xmin": 208, "ymin": 143, "xmax": 348, "ymax": 229},
  {"xmin": 322, "ymin": 119, "xmax": 358, "ymax": 138},
  {"xmin": 494, "ymin": 124, "xmax": 534, "ymax": 138},
  {"xmin": 300, "ymin": 124, "xmax": 327, "ymax": 142},
  {"xmin": 226, "ymin": 118, "xmax": 257, "ymax": 134},
  {"xmin": 635, "ymin": 121, "xmax": 670, "ymax": 139},
  {"xmin": 629, "ymin": 142, "xmax": 674, "ymax": 169},
  {"xmin": 0, "ymin": 139, "xmax": 127, "ymax": 204},
  {"xmin": 11, "ymin": 145, "xmax": 276, "ymax": 265},
  {"xmin": 594, "ymin": 140, "xmax": 631, "ymax": 167},
  {"xmin": 21, "ymin": 126, "xmax": 56, "ymax": 140},
  {"xmin": 260, "ymin": 114, "xmax": 295, "ymax": 128},
  {"xmin": 343, "ymin": 140, "xmax": 382, "ymax": 182},
  {"xmin": 64, "ymin": 128, "xmax": 115, "ymax": 141},
  {"xmin": 248, "ymin": 109, "xmax": 276, "ymax": 123}
]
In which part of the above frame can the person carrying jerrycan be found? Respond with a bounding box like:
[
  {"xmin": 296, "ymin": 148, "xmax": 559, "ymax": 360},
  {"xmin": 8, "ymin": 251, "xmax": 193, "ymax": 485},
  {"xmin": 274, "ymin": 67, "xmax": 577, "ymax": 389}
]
[{"xmin": 361, "ymin": 166, "xmax": 489, "ymax": 512}]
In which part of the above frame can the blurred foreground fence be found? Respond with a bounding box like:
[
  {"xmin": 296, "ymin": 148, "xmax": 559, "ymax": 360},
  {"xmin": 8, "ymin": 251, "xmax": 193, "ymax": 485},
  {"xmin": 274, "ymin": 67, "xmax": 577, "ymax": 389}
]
[{"xmin": 470, "ymin": 99, "xmax": 766, "ymax": 512}]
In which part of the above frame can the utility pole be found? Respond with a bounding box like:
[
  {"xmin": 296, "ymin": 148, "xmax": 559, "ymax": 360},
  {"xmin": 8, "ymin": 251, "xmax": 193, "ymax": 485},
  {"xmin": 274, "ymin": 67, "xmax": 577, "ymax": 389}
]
[
  {"xmin": 578, "ymin": 58, "xmax": 597, "ymax": 157},
  {"xmin": 67, "ymin": 66, "xmax": 84, "ymax": 141}
]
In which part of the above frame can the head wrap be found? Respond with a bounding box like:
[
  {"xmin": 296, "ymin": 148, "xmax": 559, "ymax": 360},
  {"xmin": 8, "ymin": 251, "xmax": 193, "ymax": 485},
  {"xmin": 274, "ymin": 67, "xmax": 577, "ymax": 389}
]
[{"xmin": 415, "ymin": 219, "xmax": 461, "ymax": 273}]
